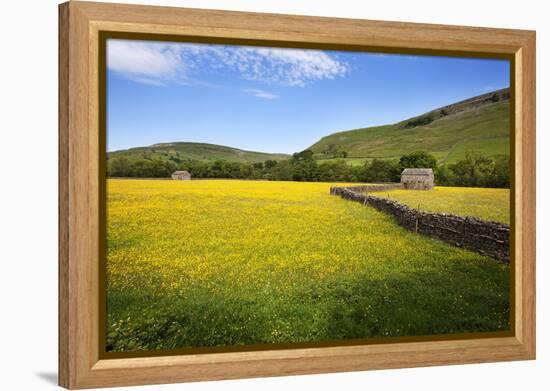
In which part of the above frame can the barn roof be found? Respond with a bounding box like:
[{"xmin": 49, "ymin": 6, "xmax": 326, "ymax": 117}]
[
  {"xmin": 173, "ymin": 170, "xmax": 190, "ymax": 175},
  {"xmin": 401, "ymin": 168, "xmax": 433, "ymax": 176}
]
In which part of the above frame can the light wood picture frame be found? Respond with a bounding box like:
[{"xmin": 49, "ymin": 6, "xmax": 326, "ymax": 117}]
[{"xmin": 59, "ymin": 1, "xmax": 536, "ymax": 389}]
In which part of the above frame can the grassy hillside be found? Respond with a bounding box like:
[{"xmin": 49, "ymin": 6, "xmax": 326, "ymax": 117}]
[
  {"xmin": 108, "ymin": 142, "xmax": 290, "ymax": 163},
  {"xmin": 109, "ymin": 89, "xmax": 509, "ymax": 167},
  {"xmin": 310, "ymin": 88, "xmax": 510, "ymax": 165}
]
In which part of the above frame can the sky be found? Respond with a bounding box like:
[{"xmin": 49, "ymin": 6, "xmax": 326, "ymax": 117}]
[{"xmin": 106, "ymin": 39, "xmax": 510, "ymax": 154}]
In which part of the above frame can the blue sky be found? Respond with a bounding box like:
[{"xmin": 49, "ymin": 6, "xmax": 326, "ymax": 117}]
[{"xmin": 107, "ymin": 39, "xmax": 510, "ymax": 153}]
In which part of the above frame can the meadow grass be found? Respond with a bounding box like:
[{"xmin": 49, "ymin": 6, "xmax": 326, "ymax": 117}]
[
  {"xmin": 310, "ymin": 101, "xmax": 509, "ymax": 164},
  {"xmin": 106, "ymin": 179, "xmax": 510, "ymax": 352},
  {"xmin": 379, "ymin": 186, "xmax": 509, "ymax": 224}
]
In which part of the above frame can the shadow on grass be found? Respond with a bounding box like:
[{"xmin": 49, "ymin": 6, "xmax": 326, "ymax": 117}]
[
  {"xmin": 106, "ymin": 258, "xmax": 510, "ymax": 352},
  {"xmin": 325, "ymin": 265, "xmax": 510, "ymax": 340}
]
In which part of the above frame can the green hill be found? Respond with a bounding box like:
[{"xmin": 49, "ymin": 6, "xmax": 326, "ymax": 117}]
[
  {"xmin": 108, "ymin": 142, "xmax": 290, "ymax": 163},
  {"xmin": 309, "ymin": 88, "xmax": 510, "ymax": 165},
  {"xmin": 109, "ymin": 89, "xmax": 509, "ymax": 168}
]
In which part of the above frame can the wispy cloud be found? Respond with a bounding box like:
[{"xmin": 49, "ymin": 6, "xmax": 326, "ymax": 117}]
[
  {"xmin": 243, "ymin": 88, "xmax": 279, "ymax": 99},
  {"xmin": 107, "ymin": 40, "xmax": 349, "ymax": 87},
  {"xmin": 130, "ymin": 77, "xmax": 167, "ymax": 87},
  {"xmin": 107, "ymin": 40, "xmax": 187, "ymax": 85},
  {"xmin": 211, "ymin": 46, "xmax": 349, "ymax": 87}
]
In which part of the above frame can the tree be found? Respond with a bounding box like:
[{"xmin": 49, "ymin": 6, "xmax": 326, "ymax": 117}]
[
  {"xmin": 239, "ymin": 164, "xmax": 253, "ymax": 179},
  {"xmin": 208, "ymin": 160, "xmax": 226, "ymax": 178},
  {"xmin": 107, "ymin": 157, "xmax": 132, "ymax": 177},
  {"xmin": 405, "ymin": 113, "xmax": 434, "ymax": 128},
  {"xmin": 291, "ymin": 159, "xmax": 319, "ymax": 181},
  {"xmin": 292, "ymin": 149, "xmax": 314, "ymax": 161},
  {"xmin": 269, "ymin": 160, "xmax": 294, "ymax": 181},
  {"xmin": 435, "ymin": 165, "xmax": 453, "ymax": 185},
  {"xmin": 131, "ymin": 159, "xmax": 155, "ymax": 177},
  {"xmin": 264, "ymin": 160, "xmax": 278, "ymax": 170},
  {"xmin": 168, "ymin": 155, "xmax": 182, "ymax": 164},
  {"xmin": 491, "ymin": 155, "xmax": 510, "ymax": 188},
  {"xmin": 179, "ymin": 160, "xmax": 209, "ymax": 178},
  {"xmin": 361, "ymin": 159, "xmax": 400, "ymax": 183},
  {"xmin": 399, "ymin": 151, "xmax": 437, "ymax": 170},
  {"xmin": 145, "ymin": 159, "xmax": 175, "ymax": 177},
  {"xmin": 449, "ymin": 153, "xmax": 495, "ymax": 187},
  {"xmin": 318, "ymin": 160, "xmax": 351, "ymax": 182}
]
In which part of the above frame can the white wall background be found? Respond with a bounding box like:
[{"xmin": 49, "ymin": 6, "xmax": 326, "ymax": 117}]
[{"xmin": 0, "ymin": 0, "xmax": 547, "ymax": 389}]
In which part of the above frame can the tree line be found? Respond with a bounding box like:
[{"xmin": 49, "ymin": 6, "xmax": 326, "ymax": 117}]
[
  {"xmin": 107, "ymin": 150, "xmax": 509, "ymax": 188},
  {"xmin": 349, "ymin": 150, "xmax": 510, "ymax": 188}
]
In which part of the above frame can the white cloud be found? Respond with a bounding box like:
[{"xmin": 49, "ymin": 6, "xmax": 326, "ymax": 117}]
[
  {"xmin": 198, "ymin": 46, "xmax": 349, "ymax": 87},
  {"xmin": 107, "ymin": 40, "xmax": 187, "ymax": 85},
  {"xmin": 107, "ymin": 40, "xmax": 349, "ymax": 87},
  {"xmin": 129, "ymin": 77, "xmax": 167, "ymax": 87},
  {"xmin": 243, "ymin": 88, "xmax": 279, "ymax": 99}
]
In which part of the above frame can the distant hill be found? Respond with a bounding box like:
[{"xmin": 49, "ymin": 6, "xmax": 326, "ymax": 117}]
[
  {"xmin": 309, "ymin": 88, "xmax": 510, "ymax": 165},
  {"xmin": 108, "ymin": 142, "xmax": 290, "ymax": 164},
  {"xmin": 109, "ymin": 89, "xmax": 509, "ymax": 167}
]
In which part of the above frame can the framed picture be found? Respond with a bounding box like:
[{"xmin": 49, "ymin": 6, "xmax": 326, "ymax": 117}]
[{"xmin": 59, "ymin": 1, "xmax": 536, "ymax": 389}]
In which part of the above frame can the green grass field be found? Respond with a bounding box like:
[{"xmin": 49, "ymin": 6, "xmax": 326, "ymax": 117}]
[
  {"xmin": 310, "ymin": 101, "xmax": 510, "ymax": 164},
  {"xmin": 317, "ymin": 157, "xmax": 370, "ymax": 166},
  {"xmin": 106, "ymin": 179, "xmax": 510, "ymax": 352},
  {"xmin": 377, "ymin": 187, "xmax": 510, "ymax": 224}
]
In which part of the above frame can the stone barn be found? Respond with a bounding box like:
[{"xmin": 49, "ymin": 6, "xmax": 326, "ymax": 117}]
[
  {"xmin": 400, "ymin": 168, "xmax": 434, "ymax": 190},
  {"xmin": 171, "ymin": 170, "xmax": 191, "ymax": 180}
]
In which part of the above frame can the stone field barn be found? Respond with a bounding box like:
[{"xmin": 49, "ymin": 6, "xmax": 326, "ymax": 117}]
[
  {"xmin": 400, "ymin": 168, "xmax": 434, "ymax": 190},
  {"xmin": 171, "ymin": 170, "xmax": 191, "ymax": 180}
]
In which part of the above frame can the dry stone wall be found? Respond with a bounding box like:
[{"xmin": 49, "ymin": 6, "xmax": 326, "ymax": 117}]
[
  {"xmin": 330, "ymin": 185, "xmax": 510, "ymax": 263},
  {"xmin": 338, "ymin": 183, "xmax": 402, "ymax": 193}
]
